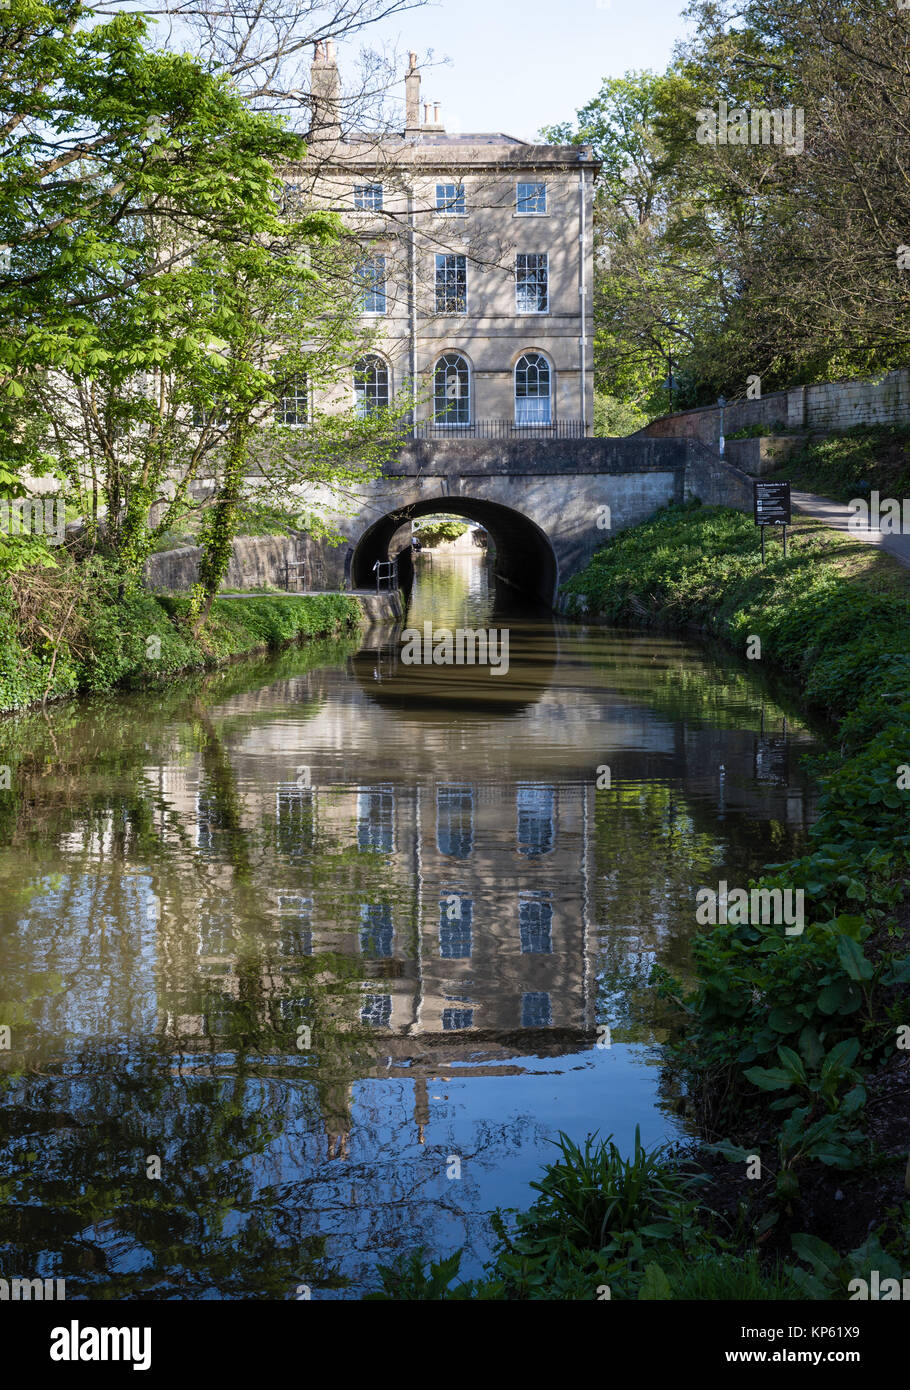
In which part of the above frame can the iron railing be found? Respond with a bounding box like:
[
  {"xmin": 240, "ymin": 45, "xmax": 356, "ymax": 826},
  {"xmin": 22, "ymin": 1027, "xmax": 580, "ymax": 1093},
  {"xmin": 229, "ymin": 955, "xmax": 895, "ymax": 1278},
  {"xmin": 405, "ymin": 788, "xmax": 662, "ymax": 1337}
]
[
  {"xmin": 373, "ymin": 557, "xmax": 398, "ymax": 593},
  {"xmin": 285, "ymin": 551, "xmax": 325, "ymax": 592},
  {"xmin": 407, "ymin": 419, "xmax": 585, "ymax": 441}
]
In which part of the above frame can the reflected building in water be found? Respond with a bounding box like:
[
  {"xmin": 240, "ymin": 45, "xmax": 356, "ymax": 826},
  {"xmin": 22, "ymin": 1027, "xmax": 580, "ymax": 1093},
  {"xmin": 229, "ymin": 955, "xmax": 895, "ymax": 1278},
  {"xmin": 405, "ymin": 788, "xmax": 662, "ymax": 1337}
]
[
  {"xmin": 140, "ymin": 765, "xmax": 600, "ymax": 1154},
  {"xmin": 257, "ymin": 775, "xmax": 597, "ymax": 1047},
  {"xmin": 46, "ymin": 643, "xmax": 821, "ymax": 1164},
  {"xmin": 0, "ymin": 606, "xmax": 833, "ymax": 1296}
]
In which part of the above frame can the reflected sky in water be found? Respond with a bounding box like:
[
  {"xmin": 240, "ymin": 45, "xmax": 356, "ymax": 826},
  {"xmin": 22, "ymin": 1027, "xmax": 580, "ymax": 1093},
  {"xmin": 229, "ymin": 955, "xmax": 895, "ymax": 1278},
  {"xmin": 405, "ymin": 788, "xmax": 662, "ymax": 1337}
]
[{"xmin": 0, "ymin": 555, "xmax": 824, "ymax": 1297}]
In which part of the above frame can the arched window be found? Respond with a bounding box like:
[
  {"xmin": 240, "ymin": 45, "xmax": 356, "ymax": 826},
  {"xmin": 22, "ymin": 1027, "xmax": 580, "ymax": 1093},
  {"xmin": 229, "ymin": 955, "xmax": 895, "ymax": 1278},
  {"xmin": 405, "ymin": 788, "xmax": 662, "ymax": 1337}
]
[
  {"xmin": 354, "ymin": 355, "xmax": 390, "ymax": 417},
  {"xmin": 515, "ymin": 352, "xmax": 552, "ymax": 425},
  {"xmin": 519, "ymin": 894, "xmax": 553, "ymax": 953},
  {"xmin": 436, "ymin": 783, "xmax": 474, "ymax": 858},
  {"xmin": 275, "ymin": 375, "xmax": 308, "ymax": 426},
  {"xmin": 359, "ymin": 902, "xmax": 394, "ymax": 958},
  {"xmin": 434, "ymin": 353, "xmax": 470, "ymax": 425},
  {"xmin": 439, "ymin": 894, "xmax": 473, "ymax": 958},
  {"xmin": 357, "ymin": 786, "xmax": 394, "ymax": 853},
  {"xmin": 517, "ymin": 783, "xmax": 555, "ymax": 857}
]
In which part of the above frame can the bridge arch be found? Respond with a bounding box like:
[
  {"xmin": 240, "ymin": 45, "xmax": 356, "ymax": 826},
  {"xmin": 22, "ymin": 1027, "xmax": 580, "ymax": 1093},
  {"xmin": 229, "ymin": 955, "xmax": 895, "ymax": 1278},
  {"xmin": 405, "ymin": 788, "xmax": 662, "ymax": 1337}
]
[{"xmin": 349, "ymin": 496, "xmax": 559, "ymax": 605}]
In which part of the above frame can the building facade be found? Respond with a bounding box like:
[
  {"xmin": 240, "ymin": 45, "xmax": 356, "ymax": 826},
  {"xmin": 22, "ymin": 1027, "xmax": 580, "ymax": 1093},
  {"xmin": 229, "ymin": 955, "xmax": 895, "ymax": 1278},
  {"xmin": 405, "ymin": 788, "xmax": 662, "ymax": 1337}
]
[{"xmin": 282, "ymin": 43, "xmax": 599, "ymax": 436}]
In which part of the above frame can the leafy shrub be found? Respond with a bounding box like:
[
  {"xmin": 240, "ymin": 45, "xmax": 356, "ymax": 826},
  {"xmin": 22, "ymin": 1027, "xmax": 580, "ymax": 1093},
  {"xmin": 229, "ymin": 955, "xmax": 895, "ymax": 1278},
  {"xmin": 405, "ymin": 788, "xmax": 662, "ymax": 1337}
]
[
  {"xmin": 0, "ymin": 560, "xmax": 361, "ymax": 713},
  {"xmin": 779, "ymin": 425, "xmax": 910, "ymax": 504},
  {"xmin": 565, "ymin": 502, "xmax": 910, "ymax": 1133}
]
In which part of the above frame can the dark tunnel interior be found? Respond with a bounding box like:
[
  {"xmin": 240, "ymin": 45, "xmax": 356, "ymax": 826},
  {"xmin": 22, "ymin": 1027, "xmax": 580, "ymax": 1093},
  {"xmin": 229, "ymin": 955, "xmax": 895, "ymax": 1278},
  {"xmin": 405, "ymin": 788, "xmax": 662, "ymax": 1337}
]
[{"xmin": 348, "ymin": 497, "xmax": 559, "ymax": 606}]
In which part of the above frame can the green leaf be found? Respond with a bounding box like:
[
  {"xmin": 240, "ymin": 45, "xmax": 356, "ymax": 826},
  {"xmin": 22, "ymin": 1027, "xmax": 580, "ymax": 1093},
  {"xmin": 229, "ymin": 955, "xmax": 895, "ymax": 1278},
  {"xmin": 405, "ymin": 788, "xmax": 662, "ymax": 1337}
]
[
  {"xmin": 883, "ymin": 955, "xmax": 910, "ymax": 985},
  {"xmin": 820, "ymin": 1036, "xmax": 860, "ymax": 1079},
  {"xmin": 798, "ymin": 1025, "xmax": 824, "ymax": 1070},
  {"xmin": 817, "ymin": 979, "xmax": 862, "ymax": 1014},
  {"xmin": 846, "ymin": 1236, "xmax": 901, "ymax": 1283},
  {"xmin": 776, "ymin": 1045, "xmax": 808, "ymax": 1086},
  {"xmin": 791, "ymin": 1233, "xmax": 841, "ymax": 1283},
  {"xmin": 744, "ymin": 1066, "xmax": 793, "ymax": 1091},
  {"xmin": 840, "ymin": 1085, "xmax": 867, "ymax": 1116},
  {"xmin": 704, "ymin": 1140, "xmax": 754, "ymax": 1163},
  {"xmin": 638, "ymin": 1263, "xmax": 673, "ymax": 1300},
  {"xmin": 829, "ymin": 914, "xmax": 866, "ymax": 941},
  {"xmin": 811, "ymin": 1145, "xmax": 854, "ymax": 1167},
  {"xmin": 768, "ymin": 1007, "xmax": 802, "ymax": 1033},
  {"xmin": 787, "ymin": 1264, "xmax": 830, "ymax": 1299},
  {"xmin": 836, "ymin": 936, "xmax": 874, "ymax": 981}
]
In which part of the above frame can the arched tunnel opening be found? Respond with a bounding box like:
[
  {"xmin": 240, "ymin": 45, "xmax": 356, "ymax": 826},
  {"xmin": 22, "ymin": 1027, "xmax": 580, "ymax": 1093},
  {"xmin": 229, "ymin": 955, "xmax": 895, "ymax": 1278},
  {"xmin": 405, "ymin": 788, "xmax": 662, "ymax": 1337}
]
[{"xmin": 349, "ymin": 497, "xmax": 559, "ymax": 607}]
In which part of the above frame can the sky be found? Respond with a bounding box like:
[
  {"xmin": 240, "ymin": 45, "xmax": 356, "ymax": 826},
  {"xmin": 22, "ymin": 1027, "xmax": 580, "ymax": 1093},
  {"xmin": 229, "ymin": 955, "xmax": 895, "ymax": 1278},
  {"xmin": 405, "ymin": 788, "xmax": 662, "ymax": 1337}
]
[{"xmin": 345, "ymin": 0, "xmax": 693, "ymax": 141}]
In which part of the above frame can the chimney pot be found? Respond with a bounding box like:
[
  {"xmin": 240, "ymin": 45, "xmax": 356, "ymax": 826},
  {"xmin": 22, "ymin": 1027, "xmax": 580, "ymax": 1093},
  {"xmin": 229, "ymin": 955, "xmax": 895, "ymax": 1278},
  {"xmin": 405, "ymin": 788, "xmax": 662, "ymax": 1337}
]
[
  {"xmin": 310, "ymin": 37, "xmax": 341, "ymax": 141},
  {"xmin": 405, "ymin": 50, "xmax": 421, "ymax": 131}
]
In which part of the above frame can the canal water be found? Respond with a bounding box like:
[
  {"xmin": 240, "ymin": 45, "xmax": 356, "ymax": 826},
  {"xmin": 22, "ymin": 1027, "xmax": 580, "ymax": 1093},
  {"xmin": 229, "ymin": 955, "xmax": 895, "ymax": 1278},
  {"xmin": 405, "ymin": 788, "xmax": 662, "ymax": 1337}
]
[{"xmin": 0, "ymin": 552, "xmax": 822, "ymax": 1298}]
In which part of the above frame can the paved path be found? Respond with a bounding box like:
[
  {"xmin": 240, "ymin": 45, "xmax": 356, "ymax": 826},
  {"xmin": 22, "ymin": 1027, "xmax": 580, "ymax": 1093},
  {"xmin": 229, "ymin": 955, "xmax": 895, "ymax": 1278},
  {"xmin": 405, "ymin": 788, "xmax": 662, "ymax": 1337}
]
[
  {"xmin": 213, "ymin": 589, "xmax": 402, "ymax": 616},
  {"xmin": 792, "ymin": 489, "xmax": 910, "ymax": 570}
]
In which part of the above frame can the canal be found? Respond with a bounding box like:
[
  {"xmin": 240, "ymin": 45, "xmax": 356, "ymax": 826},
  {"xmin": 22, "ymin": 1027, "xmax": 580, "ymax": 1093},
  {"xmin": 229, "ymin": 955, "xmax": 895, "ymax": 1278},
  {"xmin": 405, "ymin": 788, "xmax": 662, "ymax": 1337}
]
[{"xmin": 0, "ymin": 551, "xmax": 822, "ymax": 1298}]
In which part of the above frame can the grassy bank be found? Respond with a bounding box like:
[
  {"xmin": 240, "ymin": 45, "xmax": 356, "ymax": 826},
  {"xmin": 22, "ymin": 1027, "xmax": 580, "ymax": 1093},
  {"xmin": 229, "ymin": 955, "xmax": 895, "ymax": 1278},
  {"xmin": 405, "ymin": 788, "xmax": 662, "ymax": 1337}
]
[
  {"xmin": 374, "ymin": 502, "xmax": 910, "ymax": 1299},
  {"xmin": 0, "ymin": 558, "xmax": 362, "ymax": 713},
  {"xmin": 767, "ymin": 424, "xmax": 910, "ymax": 503},
  {"xmin": 562, "ymin": 500, "xmax": 910, "ymax": 1201}
]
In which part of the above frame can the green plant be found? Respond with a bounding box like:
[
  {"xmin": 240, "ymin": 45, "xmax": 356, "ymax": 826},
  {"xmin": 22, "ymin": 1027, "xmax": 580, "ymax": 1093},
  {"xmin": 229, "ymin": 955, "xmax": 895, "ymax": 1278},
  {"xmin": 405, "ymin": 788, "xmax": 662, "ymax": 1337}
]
[
  {"xmin": 771, "ymin": 426, "xmax": 910, "ymax": 505},
  {"xmin": 655, "ymin": 1251, "xmax": 803, "ymax": 1300},
  {"xmin": 593, "ymin": 393, "xmax": 650, "ymax": 437},
  {"xmin": 365, "ymin": 1249, "xmax": 479, "ymax": 1301},
  {"xmin": 786, "ymin": 1232, "xmax": 903, "ymax": 1300},
  {"xmin": 563, "ymin": 500, "xmax": 910, "ymax": 1265},
  {"xmin": 523, "ymin": 1128, "xmax": 703, "ymax": 1250},
  {"xmin": 414, "ymin": 518, "xmax": 470, "ymax": 546},
  {"xmin": 746, "ymin": 1035, "xmax": 865, "ymax": 1116}
]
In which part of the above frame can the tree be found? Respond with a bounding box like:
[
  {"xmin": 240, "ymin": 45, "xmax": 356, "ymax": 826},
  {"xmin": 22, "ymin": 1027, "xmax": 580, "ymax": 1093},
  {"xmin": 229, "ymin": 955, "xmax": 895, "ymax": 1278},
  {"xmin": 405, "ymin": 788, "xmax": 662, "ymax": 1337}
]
[
  {"xmin": 1, "ymin": 0, "xmax": 408, "ymax": 623},
  {"xmin": 677, "ymin": 0, "xmax": 910, "ymax": 381},
  {"xmin": 542, "ymin": 71, "xmax": 716, "ymax": 416},
  {"xmin": 0, "ymin": 1, "xmax": 305, "ymax": 330},
  {"xmin": 29, "ymin": 202, "xmax": 407, "ymax": 601},
  {"xmin": 0, "ymin": 0, "xmax": 307, "ymax": 515},
  {"xmin": 546, "ymin": 0, "xmax": 910, "ymax": 415}
]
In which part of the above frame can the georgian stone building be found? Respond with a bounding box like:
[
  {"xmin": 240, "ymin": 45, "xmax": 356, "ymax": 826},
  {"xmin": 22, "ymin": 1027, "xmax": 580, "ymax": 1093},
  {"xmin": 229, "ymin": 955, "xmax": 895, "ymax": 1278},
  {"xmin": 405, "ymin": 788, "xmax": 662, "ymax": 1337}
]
[{"xmin": 281, "ymin": 43, "xmax": 599, "ymax": 436}]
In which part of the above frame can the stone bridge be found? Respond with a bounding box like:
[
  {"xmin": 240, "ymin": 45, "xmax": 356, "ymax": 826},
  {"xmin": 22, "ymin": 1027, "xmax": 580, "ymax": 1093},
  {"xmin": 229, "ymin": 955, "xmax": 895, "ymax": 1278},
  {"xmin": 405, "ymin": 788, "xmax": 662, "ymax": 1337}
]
[
  {"xmin": 154, "ymin": 437, "xmax": 752, "ymax": 605},
  {"xmin": 315, "ymin": 437, "xmax": 753, "ymax": 605}
]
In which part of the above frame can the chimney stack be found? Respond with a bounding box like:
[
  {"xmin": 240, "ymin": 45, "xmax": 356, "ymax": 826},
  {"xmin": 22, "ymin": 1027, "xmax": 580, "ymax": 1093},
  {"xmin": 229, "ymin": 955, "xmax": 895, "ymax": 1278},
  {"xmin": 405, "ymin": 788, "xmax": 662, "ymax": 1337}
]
[
  {"xmin": 421, "ymin": 100, "xmax": 444, "ymax": 131},
  {"xmin": 309, "ymin": 38, "xmax": 341, "ymax": 143},
  {"xmin": 405, "ymin": 51, "xmax": 421, "ymax": 132}
]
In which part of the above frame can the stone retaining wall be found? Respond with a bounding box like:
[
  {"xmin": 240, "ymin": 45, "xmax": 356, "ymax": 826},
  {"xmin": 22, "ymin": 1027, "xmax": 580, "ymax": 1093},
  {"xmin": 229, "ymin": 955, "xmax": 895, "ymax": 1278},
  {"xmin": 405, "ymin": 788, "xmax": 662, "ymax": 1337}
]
[
  {"xmin": 144, "ymin": 532, "xmax": 331, "ymax": 593},
  {"xmin": 639, "ymin": 368, "xmax": 910, "ymax": 445}
]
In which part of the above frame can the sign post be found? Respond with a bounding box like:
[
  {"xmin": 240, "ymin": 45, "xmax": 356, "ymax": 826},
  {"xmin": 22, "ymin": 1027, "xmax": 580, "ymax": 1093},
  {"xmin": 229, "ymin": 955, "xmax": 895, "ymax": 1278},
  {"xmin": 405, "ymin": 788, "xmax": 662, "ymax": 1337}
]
[
  {"xmin": 753, "ymin": 481, "xmax": 791, "ymax": 562},
  {"xmin": 717, "ymin": 395, "xmax": 726, "ymax": 458}
]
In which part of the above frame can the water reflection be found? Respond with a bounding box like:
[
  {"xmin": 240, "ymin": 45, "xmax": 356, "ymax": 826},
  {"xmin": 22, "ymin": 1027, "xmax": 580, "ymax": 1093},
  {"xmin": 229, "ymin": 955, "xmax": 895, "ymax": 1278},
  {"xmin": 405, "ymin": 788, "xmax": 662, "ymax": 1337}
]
[
  {"xmin": 355, "ymin": 551, "xmax": 555, "ymax": 714},
  {"xmin": 0, "ymin": 562, "xmax": 824, "ymax": 1298}
]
